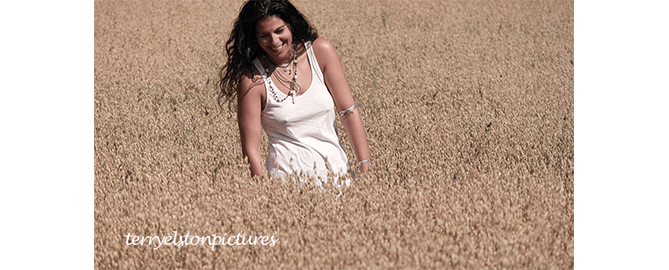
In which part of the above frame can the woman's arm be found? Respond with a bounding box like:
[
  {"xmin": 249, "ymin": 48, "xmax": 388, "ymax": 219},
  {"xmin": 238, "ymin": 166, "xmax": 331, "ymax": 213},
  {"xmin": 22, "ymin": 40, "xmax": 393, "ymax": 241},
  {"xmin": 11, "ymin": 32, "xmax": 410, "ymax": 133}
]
[
  {"xmin": 312, "ymin": 38, "xmax": 373, "ymax": 174},
  {"xmin": 237, "ymin": 73, "xmax": 267, "ymax": 179}
]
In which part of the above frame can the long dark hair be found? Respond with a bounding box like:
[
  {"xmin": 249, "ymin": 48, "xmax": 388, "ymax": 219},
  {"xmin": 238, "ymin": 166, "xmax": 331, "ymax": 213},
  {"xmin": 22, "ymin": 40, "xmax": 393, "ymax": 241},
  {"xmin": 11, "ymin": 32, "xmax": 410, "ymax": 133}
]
[{"xmin": 218, "ymin": 0, "xmax": 318, "ymax": 111}]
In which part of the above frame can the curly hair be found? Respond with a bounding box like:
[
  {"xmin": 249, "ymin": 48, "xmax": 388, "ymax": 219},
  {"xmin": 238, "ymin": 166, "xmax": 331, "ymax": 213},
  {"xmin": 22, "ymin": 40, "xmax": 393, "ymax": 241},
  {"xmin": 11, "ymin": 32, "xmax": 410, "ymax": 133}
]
[{"xmin": 218, "ymin": 0, "xmax": 318, "ymax": 111}]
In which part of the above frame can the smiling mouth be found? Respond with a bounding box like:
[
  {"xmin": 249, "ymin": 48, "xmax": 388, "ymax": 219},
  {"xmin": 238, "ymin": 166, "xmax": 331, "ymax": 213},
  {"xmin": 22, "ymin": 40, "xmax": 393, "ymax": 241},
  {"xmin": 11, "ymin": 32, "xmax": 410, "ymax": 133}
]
[{"xmin": 271, "ymin": 44, "xmax": 283, "ymax": 52}]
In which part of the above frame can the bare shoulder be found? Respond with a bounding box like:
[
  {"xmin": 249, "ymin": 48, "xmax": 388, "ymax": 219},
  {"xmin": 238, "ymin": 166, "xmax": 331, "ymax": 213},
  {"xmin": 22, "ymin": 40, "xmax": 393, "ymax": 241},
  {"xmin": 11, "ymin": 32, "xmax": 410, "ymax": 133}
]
[
  {"xmin": 238, "ymin": 67, "xmax": 265, "ymax": 105},
  {"xmin": 311, "ymin": 38, "xmax": 341, "ymax": 71},
  {"xmin": 239, "ymin": 69, "xmax": 260, "ymax": 90},
  {"xmin": 312, "ymin": 38, "xmax": 336, "ymax": 51},
  {"xmin": 311, "ymin": 38, "xmax": 338, "ymax": 57}
]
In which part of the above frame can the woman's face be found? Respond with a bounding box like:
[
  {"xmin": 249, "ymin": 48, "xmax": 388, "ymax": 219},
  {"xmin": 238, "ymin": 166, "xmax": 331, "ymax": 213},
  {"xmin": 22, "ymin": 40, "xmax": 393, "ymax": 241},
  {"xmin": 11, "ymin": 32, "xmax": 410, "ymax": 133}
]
[{"xmin": 256, "ymin": 16, "xmax": 293, "ymax": 62}]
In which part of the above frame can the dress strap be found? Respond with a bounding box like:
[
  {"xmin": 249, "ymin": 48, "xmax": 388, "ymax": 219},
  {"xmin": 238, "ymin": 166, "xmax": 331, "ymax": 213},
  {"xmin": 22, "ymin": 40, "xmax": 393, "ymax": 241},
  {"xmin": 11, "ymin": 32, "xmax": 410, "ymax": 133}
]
[
  {"xmin": 252, "ymin": 58, "xmax": 268, "ymax": 78},
  {"xmin": 304, "ymin": 41, "xmax": 325, "ymax": 84},
  {"xmin": 252, "ymin": 58, "xmax": 275, "ymax": 108}
]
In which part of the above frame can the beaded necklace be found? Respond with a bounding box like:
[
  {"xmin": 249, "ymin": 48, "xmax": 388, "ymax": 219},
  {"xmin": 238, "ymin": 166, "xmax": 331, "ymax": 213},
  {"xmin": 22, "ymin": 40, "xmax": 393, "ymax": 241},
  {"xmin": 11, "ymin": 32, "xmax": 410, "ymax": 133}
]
[{"xmin": 264, "ymin": 44, "xmax": 301, "ymax": 104}]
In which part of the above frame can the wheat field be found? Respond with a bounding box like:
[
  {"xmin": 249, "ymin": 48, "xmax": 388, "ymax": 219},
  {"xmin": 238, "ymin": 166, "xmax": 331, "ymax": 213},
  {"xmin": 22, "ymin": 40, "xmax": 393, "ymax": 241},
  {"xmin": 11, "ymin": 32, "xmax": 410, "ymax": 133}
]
[{"xmin": 94, "ymin": 0, "xmax": 573, "ymax": 268}]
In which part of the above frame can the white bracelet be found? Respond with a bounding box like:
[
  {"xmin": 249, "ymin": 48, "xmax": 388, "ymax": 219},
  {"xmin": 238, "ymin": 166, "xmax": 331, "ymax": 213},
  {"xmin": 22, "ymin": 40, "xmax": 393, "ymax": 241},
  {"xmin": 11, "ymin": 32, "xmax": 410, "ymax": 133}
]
[
  {"xmin": 338, "ymin": 102, "xmax": 357, "ymax": 117},
  {"xmin": 357, "ymin": 160, "xmax": 371, "ymax": 167}
]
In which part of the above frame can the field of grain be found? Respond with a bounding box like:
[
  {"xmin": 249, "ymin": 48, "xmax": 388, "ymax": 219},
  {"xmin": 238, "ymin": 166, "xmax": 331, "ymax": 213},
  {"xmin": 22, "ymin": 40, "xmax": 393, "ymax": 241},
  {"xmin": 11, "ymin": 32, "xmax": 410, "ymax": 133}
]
[{"xmin": 94, "ymin": 0, "xmax": 573, "ymax": 268}]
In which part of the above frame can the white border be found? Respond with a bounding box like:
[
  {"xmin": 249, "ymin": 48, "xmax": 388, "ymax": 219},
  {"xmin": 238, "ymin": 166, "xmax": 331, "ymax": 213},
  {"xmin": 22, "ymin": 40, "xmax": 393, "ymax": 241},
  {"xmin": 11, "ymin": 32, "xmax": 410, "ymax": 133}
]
[
  {"xmin": 576, "ymin": 0, "xmax": 668, "ymax": 268},
  {"xmin": 1, "ymin": 1, "xmax": 92, "ymax": 268}
]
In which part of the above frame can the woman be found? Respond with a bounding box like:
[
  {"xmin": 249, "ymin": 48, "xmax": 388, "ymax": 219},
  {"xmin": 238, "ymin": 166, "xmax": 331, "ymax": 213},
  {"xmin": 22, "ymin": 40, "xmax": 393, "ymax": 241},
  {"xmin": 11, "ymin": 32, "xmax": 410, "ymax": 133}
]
[{"xmin": 218, "ymin": 0, "xmax": 372, "ymax": 187}]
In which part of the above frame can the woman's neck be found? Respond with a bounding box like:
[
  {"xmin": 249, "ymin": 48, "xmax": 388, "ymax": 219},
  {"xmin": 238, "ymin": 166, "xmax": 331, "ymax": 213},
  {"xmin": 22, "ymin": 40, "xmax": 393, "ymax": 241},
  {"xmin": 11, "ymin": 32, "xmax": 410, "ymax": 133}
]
[
  {"xmin": 266, "ymin": 42, "xmax": 302, "ymax": 66},
  {"xmin": 266, "ymin": 54, "xmax": 292, "ymax": 67}
]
